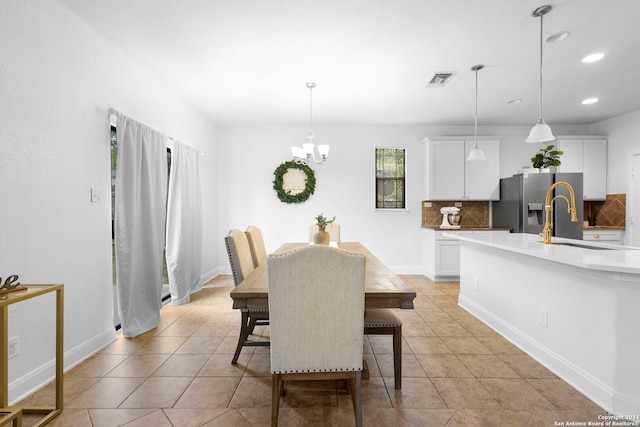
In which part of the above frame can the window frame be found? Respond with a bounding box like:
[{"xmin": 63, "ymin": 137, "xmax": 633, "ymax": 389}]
[{"xmin": 375, "ymin": 147, "xmax": 407, "ymax": 211}]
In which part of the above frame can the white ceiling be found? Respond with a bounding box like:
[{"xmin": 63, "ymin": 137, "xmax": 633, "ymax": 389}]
[{"xmin": 58, "ymin": 0, "xmax": 640, "ymax": 126}]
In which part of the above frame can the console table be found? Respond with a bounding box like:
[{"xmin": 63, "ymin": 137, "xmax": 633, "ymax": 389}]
[{"xmin": 1, "ymin": 285, "xmax": 64, "ymax": 426}]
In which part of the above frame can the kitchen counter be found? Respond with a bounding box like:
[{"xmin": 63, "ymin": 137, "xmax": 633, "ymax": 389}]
[
  {"xmin": 445, "ymin": 231, "xmax": 639, "ymax": 274},
  {"xmin": 447, "ymin": 232, "xmax": 640, "ymax": 415},
  {"xmin": 421, "ymin": 225, "xmax": 511, "ymax": 231}
]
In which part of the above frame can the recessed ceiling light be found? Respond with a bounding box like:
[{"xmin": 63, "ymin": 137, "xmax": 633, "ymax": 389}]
[
  {"xmin": 507, "ymin": 98, "xmax": 523, "ymax": 105},
  {"xmin": 546, "ymin": 31, "xmax": 570, "ymax": 43},
  {"xmin": 583, "ymin": 53, "xmax": 605, "ymax": 63},
  {"xmin": 582, "ymin": 98, "xmax": 598, "ymax": 105}
]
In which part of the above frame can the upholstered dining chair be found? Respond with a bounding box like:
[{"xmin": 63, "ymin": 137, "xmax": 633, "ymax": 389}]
[
  {"xmin": 224, "ymin": 228, "xmax": 269, "ymax": 364},
  {"xmin": 364, "ymin": 309, "xmax": 403, "ymax": 389},
  {"xmin": 268, "ymin": 245, "xmax": 365, "ymax": 427},
  {"xmin": 308, "ymin": 223, "xmax": 341, "ymax": 242},
  {"xmin": 245, "ymin": 225, "xmax": 267, "ymax": 268}
]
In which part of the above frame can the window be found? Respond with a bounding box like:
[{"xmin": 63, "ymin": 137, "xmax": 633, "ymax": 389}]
[{"xmin": 376, "ymin": 148, "xmax": 406, "ymax": 209}]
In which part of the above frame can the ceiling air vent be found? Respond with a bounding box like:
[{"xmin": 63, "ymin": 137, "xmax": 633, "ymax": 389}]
[{"xmin": 425, "ymin": 71, "xmax": 456, "ymax": 87}]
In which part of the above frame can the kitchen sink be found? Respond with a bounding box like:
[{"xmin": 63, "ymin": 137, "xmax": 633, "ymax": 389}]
[{"xmin": 554, "ymin": 242, "xmax": 616, "ymax": 250}]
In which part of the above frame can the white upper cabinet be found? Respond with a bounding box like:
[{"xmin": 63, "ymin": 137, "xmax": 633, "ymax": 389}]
[
  {"xmin": 556, "ymin": 136, "xmax": 607, "ymax": 200},
  {"xmin": 424, "ymin": 137, "xmax": 500, "ymax": 200}
]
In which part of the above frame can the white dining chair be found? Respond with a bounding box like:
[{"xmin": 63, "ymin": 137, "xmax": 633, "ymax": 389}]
[
  {"xmin": 268, "ymin": 245, "xmax": 365, "ymax": 427},
  {"xmin": 224, "ymin": 228, "xmax": 269, "ymax": 364},
  {"xmin": 245, "ymin": 225, "xmax": 267, "ymax": 268}
]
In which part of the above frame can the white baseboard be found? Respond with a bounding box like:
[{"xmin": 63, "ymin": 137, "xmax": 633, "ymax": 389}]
[
  {"xmin": 8, "ymin": 327, "xmax": 116, "ymax": 405},
  {"xmin": 459, "ymin": 295, "xmax": 617, "ymax": 414}
]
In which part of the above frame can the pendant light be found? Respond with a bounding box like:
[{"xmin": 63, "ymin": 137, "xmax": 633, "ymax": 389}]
[
  {"xmin": 526, "ymin": 5, "xmax": 555, "ymax": 143},
  {"xmin": 291, "ymin": 83, "xmax": 330, "ymax": 165},
  {"xmin": 467, "ymin": 65, "xmax": 486, "ymax": 161}
]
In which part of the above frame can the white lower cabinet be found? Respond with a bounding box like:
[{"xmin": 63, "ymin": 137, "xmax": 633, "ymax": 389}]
[
  {"xmin": 583, "ymin": 229, "xmax": 625, "ymax": 245},
  {"xmin": 423, "ymin": 229, "xmax": 510, "ymax": 281}
]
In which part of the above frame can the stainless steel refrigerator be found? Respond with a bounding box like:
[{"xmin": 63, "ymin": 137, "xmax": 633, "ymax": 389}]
[{"xmin": 492, "ymin": 172, "xmax": 583, "ymax": 239}]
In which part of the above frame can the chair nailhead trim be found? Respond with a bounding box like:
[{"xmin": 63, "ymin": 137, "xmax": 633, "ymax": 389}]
[
  {"xmin": 365, "ymin": 323, "xmax": 401, "ymax": 327},
  {"xmin": 273, "ymin": 368, "xmax": 362, "ymax": 374}
]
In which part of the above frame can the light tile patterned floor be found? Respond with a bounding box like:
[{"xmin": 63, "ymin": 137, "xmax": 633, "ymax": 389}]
[{"xmin": 17, "ymin": 275, "xmax": 606, "ymax": 426}]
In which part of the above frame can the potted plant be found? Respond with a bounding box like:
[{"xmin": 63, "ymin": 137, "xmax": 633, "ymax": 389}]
[
  {"xmin": 531, "ymin": 144, "xmax": 563, "ymax": 172},
  {"xmin": 313, "ymin": 213, "xmax": 335, "ymax": 245}
]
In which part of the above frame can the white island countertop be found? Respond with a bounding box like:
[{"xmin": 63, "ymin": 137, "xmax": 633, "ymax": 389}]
[{"xmin": 444, "ymin": 232, "xmax": 640, "ymax": 275}]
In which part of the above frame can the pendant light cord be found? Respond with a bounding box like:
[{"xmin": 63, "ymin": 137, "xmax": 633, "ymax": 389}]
[
  {"xmin": 474, "ymin": 68, "xmax": 479, "ymax": 147},
  {"xmin": 538, "ymin": 12, "xmax": 544, "ymax": 121}
]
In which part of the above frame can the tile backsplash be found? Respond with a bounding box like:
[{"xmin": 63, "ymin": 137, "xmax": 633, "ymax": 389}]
[
  {"xmin": 422, "ymin": 194, "xmax": 626, "ymax": 229},
  {"xmin": 422, "ymin": 201, "xmax": 490, "ymax": 227},
  {"xmin": 584, "ymin": 194, "xmax": 626, "ymax": 227}
]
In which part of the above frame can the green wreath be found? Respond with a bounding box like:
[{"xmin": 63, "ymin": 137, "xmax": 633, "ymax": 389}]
[{"xmin": 273, "ymin": 161, "xmax": 316, "ymax": 203}]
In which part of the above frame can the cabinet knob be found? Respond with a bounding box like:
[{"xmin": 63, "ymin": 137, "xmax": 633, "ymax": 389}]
[{"xmin": 594, "ymin": 234, "xmax": 600, "ymax": 238}]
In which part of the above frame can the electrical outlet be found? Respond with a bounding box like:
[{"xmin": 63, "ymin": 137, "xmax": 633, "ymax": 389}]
[
  {"xmin": 538, "ymin": 309, "xmax": 548, "ymax": 329},
  {"xmin": 90, "ymin": 188, "xmax": 103, "ymax": 203},
  {"xmin": 8, "ymin": 336, "xmax": 19, "ymax": 359},
  {"xmin": 473, "ymin": 278, "xmax": 479, "ymax": 291}
]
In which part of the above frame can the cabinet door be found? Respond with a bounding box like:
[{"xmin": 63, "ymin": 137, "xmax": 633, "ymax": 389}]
[
  {"xmin": 583, "ymin": 139, "xmax": 607, "ymax": 200},
  {"xmin": 583, "ymin": 229, "xmax": 623, "ymax": 243},
  {"xmin": 556, "ymin": 139, "xmax": 583, "ymax": 172},
  {"xmin": 429, "ymin": 140, "xmax": 465, "ymax": 200},
  {"xmin": 436, "ymin": 240, "xmax": 460, "ymax": 276},
  {"xmin": 465, "ymin": 140, "xmax": 500, "ymax": 200}
]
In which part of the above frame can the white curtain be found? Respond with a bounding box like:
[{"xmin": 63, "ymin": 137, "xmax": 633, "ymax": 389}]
[
  {"xmin": 166, "ymin": 140, "xmax": 203, "ymax": 305},
  {"xmin": 115, "ymin": 113, "xmax": 168, "ymax": 338}
]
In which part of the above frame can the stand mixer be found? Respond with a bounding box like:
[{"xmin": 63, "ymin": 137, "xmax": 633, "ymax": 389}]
[{"xmin": 440, "ymin": 207, "xmax": 461, "ymax": 229}]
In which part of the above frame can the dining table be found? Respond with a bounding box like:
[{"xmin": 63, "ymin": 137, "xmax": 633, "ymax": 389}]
[{"xmin": 230, "ymin": 242, "xmax": 417, "ymax": 312}]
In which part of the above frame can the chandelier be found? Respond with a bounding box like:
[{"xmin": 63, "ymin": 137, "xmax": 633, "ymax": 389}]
[{"xmin": 291, "ymin": 83, "xmax": 329, "ymax": 165}]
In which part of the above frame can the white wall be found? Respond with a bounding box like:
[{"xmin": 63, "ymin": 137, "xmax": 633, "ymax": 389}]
[
  {"xmin": 216, "ymin": 126, "xmax": 427, "ymax": 272},
  {"xmin": 590, "ymin": 109, "xmax": 640, "ymax": 194},
  {"xmin": 0, "ymin": 1, "xmax": 217, "ymax": 402}
]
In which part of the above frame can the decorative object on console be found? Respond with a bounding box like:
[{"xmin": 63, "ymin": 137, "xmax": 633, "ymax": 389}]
[
  {"xmin": 313, "ymin": 213, "xmax": 335, "ymax": 244},
  {"xmin": 467, "ymin": 65, "xmax": 486, "ymax": 161},
  {"xmin": 273, "ymin": 160, "xmax": 316, "ymax": 203},
  {"xmin": 531, "ymin": 144, "xmax": 563, "ymax": 170},
  {"xmin": 526, "ymin": 5, "xmax": 556, "ymax": 143},
  {"xmin": 291, "ymin": 83, "xmax": 330, "ymax": 166},
  {"xmin": 0, "ymin": 274, "xmax": 27, "ymax": 295}
]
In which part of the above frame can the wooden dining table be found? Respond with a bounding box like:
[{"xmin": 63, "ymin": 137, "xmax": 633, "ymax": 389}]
[{"xmin": 230, "ymin": 242, "xmax": 416, "ymax": 311}]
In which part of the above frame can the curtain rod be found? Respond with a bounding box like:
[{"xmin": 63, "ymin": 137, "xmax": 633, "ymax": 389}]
[{"xmin": 107, "ymin": 107, "xmax": 204, "ymax": 155}]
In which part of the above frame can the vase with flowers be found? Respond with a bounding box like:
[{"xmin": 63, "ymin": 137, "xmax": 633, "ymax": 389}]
[{"xmin": 313, "ymin": 213, "xmax": 335, "ymax": 245}]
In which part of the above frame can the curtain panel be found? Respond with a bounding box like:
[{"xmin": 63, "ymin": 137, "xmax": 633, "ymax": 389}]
[
  {"xmin": 166, "ymin": 140, "xmax": 203, "ymax": 305},
  {"xmin": 114, "ymin": 113, "xmax": 168, "ymax": 338}
]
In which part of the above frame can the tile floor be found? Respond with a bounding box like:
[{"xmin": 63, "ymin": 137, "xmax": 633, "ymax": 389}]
[{"xmin": 17, "ymin": 275, "xmax": 607, "ymax": 426}]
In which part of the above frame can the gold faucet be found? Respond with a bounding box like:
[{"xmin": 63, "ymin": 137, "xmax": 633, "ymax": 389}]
[{"xmin": 540, "ymin": 181, "xmax": 579, "ymax": 244}]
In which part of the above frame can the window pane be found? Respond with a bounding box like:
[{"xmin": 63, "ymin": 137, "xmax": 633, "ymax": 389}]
[{"xmin": 375, "ymin": 148, "xmax": 405, "ymax": 209}]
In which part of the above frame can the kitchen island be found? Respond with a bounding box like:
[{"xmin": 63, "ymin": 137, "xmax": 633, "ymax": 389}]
[{"xmin": 446, "ymin": 232, "xmax": 640, "ymax": 416}]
